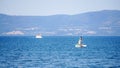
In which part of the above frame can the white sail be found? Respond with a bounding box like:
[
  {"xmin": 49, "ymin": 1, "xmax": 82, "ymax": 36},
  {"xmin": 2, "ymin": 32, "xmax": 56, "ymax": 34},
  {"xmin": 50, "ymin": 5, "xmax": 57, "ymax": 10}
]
[{"xmin": 78, "ymin": 39, "xmax": 82, "ymax": 44}]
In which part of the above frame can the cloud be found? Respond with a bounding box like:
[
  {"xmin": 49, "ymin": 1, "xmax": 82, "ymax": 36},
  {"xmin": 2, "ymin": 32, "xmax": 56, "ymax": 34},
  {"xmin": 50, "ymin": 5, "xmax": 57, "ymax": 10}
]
[
  {"xmin": 86, "ymin": 31, "xmax": 96, "ymax": 34},
  {"xmin": 66, "ymin": 33, "xmax": 73, "ymax": 36},
  {"xmin": 16, "ymin": 27, "xmax": 39, "ymax": 31},
  {"xmin": 58, "ymin": 28, "xmax": 68, "ymax": 32},
  {"xmin": 99, "ymin": 27, "xmax": 111, "ymax": 30},
  {"xmin": 41, "ymin": 31, "xmax": 56, "ymax": 35},
  {"xmin": 4, "ymin": 31, "xmax": 24, "ymax": 35},
  {"xmin": 106, "ymin": 30, "xmax": 113, "ymax": 34},
  {"xmin": 58, "ymin": 28, "xmax": 82, "ymax": 32},
  {"xmin": 99, "ymin": 26, "xmax": 114, "ymax": 34},
  {"xmin": 23, "ymin": 27, "xmax": 39, "ymax": 30},
  {"xmin": 103, "ymin": 21, "xmax": 112, "ymax": 26}
]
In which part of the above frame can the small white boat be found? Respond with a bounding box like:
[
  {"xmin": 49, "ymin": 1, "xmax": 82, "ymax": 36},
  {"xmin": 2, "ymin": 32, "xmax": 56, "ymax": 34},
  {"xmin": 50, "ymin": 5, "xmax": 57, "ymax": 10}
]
[
  {"xmin": 36, "ymin": 34, "xmax": 42, "ymax": 38},
  {"xmin": 75, "ymin": 36, "xmax": 87, "ymax": 48}
]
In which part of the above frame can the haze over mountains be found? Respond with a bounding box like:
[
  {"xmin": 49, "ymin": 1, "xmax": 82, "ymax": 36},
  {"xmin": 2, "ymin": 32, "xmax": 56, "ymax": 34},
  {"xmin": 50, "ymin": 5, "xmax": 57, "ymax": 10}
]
[{"xmin": 0, "ymin": 10, "xmax": 120, "ymax": 36}]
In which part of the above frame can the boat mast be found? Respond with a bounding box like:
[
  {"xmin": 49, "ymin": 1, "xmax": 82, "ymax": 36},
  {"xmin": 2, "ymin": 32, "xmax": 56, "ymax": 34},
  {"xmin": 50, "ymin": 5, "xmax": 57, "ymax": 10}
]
[{"xmin": 80, "ymin": 36, "xmax": 82, "ymax": 44}]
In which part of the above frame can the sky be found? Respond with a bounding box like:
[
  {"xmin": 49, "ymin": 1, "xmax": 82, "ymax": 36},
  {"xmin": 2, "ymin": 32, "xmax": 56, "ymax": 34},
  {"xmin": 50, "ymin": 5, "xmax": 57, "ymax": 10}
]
[{"xmin": 0, "ymin": 0, "xmax": 120, "ymax": 16}]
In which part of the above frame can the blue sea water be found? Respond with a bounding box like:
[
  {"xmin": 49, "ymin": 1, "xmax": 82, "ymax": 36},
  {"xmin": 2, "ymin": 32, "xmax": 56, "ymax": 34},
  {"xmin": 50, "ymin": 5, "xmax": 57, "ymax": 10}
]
[{"xmin": 0, "ymin": 36, "xmax": 120, "ymax": 68}]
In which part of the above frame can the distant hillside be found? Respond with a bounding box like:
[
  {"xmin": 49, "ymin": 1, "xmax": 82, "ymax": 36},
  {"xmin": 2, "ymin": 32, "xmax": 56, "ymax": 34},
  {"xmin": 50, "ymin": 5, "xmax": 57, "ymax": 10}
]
[{"xmin": 0, "ymin": 10, "xmax": 120, "ymax": 36}]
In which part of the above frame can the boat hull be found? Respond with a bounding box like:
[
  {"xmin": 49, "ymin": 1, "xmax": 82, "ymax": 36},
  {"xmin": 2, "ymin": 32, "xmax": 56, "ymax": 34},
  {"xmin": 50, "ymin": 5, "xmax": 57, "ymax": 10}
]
[
  {"xmin": 75, "ymin": 44, "xmax": 87, "ymax": 48},
  {"xmin": 36, "ymin": 36, "xmax": 42, "ymax": 38}
]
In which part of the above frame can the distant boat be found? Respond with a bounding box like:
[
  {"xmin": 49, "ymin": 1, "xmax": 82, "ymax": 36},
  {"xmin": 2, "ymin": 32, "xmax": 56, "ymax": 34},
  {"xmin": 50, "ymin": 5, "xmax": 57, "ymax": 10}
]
[
  {"xmin": 36, "ymin": 34, "xmax": 42, "ymax": 38},
  {"xmin": 75, "ymin": 36, "xmax": 87, "ymax": 48}
]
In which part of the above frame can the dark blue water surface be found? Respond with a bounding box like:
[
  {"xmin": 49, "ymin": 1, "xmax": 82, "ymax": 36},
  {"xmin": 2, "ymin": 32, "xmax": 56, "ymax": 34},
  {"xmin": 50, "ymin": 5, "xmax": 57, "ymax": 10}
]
[{"xmin": 0, "ymin": 36, "xmax": 120, "ymax": 68}]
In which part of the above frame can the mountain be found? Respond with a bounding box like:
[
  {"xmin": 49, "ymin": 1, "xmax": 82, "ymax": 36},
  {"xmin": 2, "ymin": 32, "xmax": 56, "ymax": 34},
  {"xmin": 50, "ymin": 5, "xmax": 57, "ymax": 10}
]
[{"xmin": 0, "ymin": 10, "xmax": 120, "ymax": 36}]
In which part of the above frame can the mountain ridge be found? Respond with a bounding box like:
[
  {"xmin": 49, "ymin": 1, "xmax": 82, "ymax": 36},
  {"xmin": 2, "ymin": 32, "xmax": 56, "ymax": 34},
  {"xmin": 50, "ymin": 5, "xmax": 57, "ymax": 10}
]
[{"xmin": 0, "ymin": 10, "xmax": 120, "ymax": 36}]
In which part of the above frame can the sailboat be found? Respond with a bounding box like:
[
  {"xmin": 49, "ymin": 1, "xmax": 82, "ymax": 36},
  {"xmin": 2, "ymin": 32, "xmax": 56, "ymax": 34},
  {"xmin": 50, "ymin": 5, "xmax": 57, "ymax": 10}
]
[
  {"xmin": 75, "ymin": 36, "xmax": 87, "ymax": 48},
  {"xmin": 35, "ymin": 34, "xmax": 42, "ymax": 38}
]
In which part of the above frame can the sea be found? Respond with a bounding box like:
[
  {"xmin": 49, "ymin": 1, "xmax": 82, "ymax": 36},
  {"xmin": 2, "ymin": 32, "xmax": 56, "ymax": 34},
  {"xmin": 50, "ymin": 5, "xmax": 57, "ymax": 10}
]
[{"xmin": 0, "ymin": 36, "xmax": 120, "ymax": 68}]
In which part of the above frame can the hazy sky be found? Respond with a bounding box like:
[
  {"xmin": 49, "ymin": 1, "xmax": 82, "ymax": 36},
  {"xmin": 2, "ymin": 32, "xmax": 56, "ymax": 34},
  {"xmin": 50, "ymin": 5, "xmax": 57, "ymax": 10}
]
[{"xmin": 0, "ymin": 0, "xmax": 120, "ymax": 16}]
